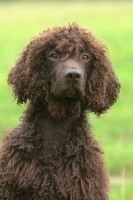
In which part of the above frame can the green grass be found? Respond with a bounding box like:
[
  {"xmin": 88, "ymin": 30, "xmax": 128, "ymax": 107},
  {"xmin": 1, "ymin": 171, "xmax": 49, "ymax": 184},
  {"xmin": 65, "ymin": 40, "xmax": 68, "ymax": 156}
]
[
  {"xmin": 110, "ymin": 178, "xmax": 133, "ymax": 200},
  {"xmin": 0, "ymin": 1, "xmax": 133, "ymax": 199}
]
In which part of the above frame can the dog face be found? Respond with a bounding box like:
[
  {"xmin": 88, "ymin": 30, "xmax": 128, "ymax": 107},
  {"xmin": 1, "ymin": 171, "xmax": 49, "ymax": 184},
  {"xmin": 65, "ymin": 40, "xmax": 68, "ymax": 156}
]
[
  {"xmin": 7, "ymin": 24, "xmax": 120, "ymax": 118},
  {"xmin": 47, "ymin": 50, "xmax": 91, "ymax": 100}
]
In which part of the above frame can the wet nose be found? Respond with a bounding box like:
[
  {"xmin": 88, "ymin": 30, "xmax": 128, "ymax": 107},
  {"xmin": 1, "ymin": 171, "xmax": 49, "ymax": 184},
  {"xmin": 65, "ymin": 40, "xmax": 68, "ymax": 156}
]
[{"xmin": 64, "ymin": 68, "xmax": 81, "ymax": 82}]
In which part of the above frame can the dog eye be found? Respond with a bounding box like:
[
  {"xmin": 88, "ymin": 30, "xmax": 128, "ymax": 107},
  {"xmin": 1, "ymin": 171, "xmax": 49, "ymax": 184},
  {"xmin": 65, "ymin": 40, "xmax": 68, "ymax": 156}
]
[
  {"xmin": 49, "ymin": 53, "xmax": 58, "ymax": 60},
  {"xmin": 82, "ymin": 55, "xmax": 90, "ymax": 61}
]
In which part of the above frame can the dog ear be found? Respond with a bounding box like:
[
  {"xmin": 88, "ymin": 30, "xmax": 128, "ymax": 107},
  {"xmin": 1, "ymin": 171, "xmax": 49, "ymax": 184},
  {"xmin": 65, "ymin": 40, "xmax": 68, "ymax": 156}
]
[
  {"xmin": 7, "ymin": 45, "xmax": 30, "ymax": 104},
  {"xmin": 7, "ymin": 40, "xmax": 48, "ymax": 105},
  {"xmin": 86, "ymin": 45, "xmax": 120, "ymax": 115}
]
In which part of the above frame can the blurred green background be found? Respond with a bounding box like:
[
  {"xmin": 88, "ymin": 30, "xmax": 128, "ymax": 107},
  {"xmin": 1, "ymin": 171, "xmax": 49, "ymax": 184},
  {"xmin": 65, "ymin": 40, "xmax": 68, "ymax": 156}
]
[{"xmin": 0, "ymin": 1, "xmax": 133, "ymax": 199}]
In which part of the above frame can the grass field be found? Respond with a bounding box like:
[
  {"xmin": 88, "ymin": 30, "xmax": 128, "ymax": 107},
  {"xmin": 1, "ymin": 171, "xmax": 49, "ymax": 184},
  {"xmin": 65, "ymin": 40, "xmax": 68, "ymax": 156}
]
[{"xmin": 0, "ymin": 1, "xmax": 133, "ymax": 199}]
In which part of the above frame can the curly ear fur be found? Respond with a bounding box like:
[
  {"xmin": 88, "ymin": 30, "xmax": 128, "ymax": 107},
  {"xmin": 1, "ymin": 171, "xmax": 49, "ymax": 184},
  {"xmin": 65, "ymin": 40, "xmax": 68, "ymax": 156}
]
[
  {"xmin": 7, "ymin": 47, "xmax": 28, "ymax": 104},
  {"xmin": 7, "ymin": 41, "xmax": 49, "ymax": 105},
  {"xmin": 85, "ymin": 39, "xmax": 120, "ymax": 115}
]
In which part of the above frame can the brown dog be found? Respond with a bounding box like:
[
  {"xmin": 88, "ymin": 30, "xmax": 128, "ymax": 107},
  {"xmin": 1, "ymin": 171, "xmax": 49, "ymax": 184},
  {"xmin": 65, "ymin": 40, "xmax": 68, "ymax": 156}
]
[{"xmin": 0, "ymin": 24, "xmax": 120, "ymax": 200}]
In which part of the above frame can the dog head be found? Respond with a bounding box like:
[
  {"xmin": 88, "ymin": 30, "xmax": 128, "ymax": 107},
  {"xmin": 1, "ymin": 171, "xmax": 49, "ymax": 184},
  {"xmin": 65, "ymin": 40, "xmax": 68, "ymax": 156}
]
[{"xmin": 8, "ymin": 24, "xmax": 120, "ymax": 119}]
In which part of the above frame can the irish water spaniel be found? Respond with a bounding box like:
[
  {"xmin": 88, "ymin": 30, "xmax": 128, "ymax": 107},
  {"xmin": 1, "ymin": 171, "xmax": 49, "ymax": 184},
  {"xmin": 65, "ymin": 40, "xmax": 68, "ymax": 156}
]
[{"xmin": 0, "ymin": 24, "xmax": 120, "ymax": 200}]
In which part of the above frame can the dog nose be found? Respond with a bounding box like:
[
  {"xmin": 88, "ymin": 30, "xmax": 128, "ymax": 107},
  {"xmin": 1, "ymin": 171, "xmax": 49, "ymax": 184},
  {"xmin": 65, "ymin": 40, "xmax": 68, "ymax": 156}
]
[{"xmin": 64, "ymin": 69, "xmax": 81, "ymax": 82}]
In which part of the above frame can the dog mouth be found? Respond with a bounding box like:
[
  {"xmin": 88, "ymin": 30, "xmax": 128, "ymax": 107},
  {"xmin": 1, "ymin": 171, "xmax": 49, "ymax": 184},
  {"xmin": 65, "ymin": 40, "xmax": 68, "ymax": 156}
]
[
  {"xmin": 55, "ymin": 86, "xmax": 85, "ymax": 100},
  {"xmin": 63, "ymin": 88, "xmax": 79, "ymax": 98}
]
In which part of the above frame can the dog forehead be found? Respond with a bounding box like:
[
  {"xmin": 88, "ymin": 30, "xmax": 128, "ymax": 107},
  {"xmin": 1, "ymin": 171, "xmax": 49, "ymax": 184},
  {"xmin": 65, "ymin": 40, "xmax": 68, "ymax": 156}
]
[
  {"xmin": 32, "ymin": 25, "xmax": 98, "ymax": 57},
  {"xmin": 35, "ymin": 32, "xmax": 84, "ymax": 53},
  {"xmin": 55, "ymin": 39, "xmax": 83, "ymax": 53}
]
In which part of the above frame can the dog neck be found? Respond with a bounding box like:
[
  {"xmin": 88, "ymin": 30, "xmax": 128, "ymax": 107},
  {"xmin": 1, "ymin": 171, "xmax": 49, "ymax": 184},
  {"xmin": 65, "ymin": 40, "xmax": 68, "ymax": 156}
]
[
  {"xmin": 22, "ymin": 103, "xmax": 84, "ymax": 144},
  {"xmin": 38, "ymin": 111, "xmax": 73, "ymax": 142},
  {"xmin": 21, "ymin": 103, "xmax": 89, "ymax": 160}
]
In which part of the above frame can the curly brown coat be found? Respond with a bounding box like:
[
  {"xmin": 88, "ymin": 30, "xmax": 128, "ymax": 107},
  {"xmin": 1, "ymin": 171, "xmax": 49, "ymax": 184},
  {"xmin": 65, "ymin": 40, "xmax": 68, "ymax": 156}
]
[{"xmin": 0, "ymin": 24, "xmax": 120, "ymax": 200}]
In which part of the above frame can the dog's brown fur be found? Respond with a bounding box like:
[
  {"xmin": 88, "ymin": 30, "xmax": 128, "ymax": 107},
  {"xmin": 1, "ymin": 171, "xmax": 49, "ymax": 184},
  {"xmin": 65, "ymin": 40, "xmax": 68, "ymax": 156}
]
[{"xmin": 0, "ymin": 24, "xmax": 120, "ymax": 200}]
